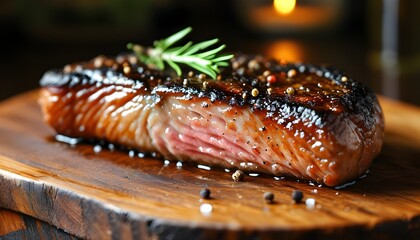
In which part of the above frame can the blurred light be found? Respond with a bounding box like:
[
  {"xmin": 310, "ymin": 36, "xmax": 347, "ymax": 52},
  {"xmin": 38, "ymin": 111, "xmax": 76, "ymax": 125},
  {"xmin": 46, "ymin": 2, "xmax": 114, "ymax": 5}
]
[
  {"xmin": 266, "ymin": 40, "xmax": 303, "ymax": 62},
  {"xmin": 273, "ymin": 0, "xmax": 296, "ymax": 15},
  {"xmin": 381, "ymin": 0, "xmax": 399, "ymax": 99}
]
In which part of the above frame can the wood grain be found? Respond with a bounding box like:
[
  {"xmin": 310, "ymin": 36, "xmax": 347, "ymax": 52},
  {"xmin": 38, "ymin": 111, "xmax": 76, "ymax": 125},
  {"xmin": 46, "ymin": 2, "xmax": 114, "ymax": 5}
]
[
  {"xmin": 0, "ymin": 91, "xmax": 419, "ymax": 240},
  {"xmin": 0, "ymin": 207, "xmax": 79, "ymax": 239},
  {"xmin": 0, "ymin": 208, "xmax": 25, "ymax": 235}
]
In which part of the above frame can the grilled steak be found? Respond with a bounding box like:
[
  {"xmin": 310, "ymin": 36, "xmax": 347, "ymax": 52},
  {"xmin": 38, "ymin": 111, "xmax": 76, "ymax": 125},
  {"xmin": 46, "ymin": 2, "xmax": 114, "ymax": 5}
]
[{"xmin": 39, "ymin": 53, "xmax": 384, "ymax": 186}]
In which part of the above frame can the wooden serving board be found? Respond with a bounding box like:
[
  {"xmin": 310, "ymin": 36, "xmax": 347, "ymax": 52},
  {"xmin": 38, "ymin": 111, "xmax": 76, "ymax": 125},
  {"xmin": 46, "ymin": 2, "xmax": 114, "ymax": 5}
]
[{"xmin": 0, "ymin": 91, "xmax": 419, "ymax": 240}]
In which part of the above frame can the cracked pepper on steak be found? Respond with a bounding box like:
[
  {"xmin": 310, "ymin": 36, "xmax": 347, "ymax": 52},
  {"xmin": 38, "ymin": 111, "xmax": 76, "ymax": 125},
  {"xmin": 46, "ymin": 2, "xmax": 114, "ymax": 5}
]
[{"xmin": 38, "ymin": 53, "xmax": 384, "ymax": 186}]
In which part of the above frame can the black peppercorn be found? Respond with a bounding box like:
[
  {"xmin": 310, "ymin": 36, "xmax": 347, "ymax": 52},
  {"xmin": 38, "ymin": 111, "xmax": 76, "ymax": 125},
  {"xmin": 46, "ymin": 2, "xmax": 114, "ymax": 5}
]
[
  {"xmin": 263, "ymin": 192, "xmax": 274, "ymax": 203},
  {"xmin": 292, "ymin": 190, "xmax": 303, "ymax": 203},
  {"xmin": 200, "ymin": 188, "xmax": 211, "ymax": 199}
]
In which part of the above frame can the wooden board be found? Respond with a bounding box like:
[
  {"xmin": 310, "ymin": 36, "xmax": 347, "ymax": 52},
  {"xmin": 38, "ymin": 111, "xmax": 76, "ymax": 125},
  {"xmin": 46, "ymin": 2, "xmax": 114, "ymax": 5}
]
[
  {"xmin": 0, "ymin": 207, "xmax": 78, "ymax": 239},
  {"xmin": 0, "ymin": 90, "xmax": 419, "ymax": 240}
]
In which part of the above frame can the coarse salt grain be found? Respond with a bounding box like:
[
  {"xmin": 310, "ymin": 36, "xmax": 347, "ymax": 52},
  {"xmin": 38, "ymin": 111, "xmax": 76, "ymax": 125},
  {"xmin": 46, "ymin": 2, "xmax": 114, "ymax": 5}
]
[
  {"xmin": 306, "ymin": 198, "xmax": 316, "ymax": 209},
  {"xmin": 93, "ymin": 145, "xmax": 102, "ymax": 153},
  {"xmin": 200, "ymin": 203, "xmax": 213, "ymax": 216},
  {"xmin": 128, "ymin": 150, "xmax": 135, "ymax": 158}
]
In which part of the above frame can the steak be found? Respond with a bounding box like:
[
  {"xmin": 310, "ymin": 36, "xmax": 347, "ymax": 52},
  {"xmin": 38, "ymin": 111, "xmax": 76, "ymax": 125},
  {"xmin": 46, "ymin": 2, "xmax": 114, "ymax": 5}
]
[{"xmin": 39, "ymin": 53, "xmax": 384, "ymax": 186}]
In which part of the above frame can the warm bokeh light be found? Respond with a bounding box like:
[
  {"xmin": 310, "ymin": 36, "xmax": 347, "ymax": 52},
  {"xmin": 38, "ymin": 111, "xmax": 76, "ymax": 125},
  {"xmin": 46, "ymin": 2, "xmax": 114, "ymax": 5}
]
[
  {"xmin": 273, "ymin": 0, "xmax": 296, "ymax": 15},
  {"xmin": 265, "ymin": 40, "xmax": 303, "ymax": 62}
]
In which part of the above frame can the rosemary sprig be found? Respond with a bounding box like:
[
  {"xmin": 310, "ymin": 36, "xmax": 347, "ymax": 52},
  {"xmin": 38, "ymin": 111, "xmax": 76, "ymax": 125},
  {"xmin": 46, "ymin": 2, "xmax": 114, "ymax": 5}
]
[{"xmin": 127, "ymin": 27, "xmax": 233, "ymax": 79}]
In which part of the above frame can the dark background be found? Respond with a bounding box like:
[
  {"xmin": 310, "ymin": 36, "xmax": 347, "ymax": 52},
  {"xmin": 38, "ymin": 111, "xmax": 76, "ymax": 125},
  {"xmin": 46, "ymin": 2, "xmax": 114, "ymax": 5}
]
[{"xmin": 1, "ymin": 0, "xmax": 419, "ymax": 106}]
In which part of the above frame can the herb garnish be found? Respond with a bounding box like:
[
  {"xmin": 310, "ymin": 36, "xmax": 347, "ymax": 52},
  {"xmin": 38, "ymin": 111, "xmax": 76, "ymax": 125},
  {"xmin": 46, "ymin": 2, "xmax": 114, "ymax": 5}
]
[{"xmin": 127, "ymin": 27, "xmax": 233, "ymax": 79}]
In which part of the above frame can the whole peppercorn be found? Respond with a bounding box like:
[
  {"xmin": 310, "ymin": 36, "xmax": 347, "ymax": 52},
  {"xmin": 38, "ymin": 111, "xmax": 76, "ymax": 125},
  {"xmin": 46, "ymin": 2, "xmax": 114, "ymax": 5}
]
[
  {"xmin": 267, "ymin": 75, "xmax": 277, "ymax": 84},
  {"xmin": 128, "ymin": 55, "xmax": 138, "ymax": 65},
  {"xmin": 251, "ymin": 88, "xmax": 259, "ymax": 97},
  {"xmin": 232, "ymin": 170, "xmax": 244, "ymax": 182},
  {"xmin": 263, "ymin": 192, "xmax": 275, "ymax": 203},
  {"xmin": 63, "ymin": 65, "xmax": 72, "ymax": 73},
  {"xmin": 242, "ymin": 92, "xmax": 247, "ymax": 100},
  {"xmin": 93, "ymin": 56, "xmax": 105, "ymax": 68},
  {"xmin": 263, "ymin": 70, "xmax": 271, "ymax": 77},
  {"xmin": 287, "ymin": 69, "xmax": 297, "ymax": 78},
  {"xmin": 198, "ymin": 73, "xmax": 206, "ymax": 80},
  {"xmin": 236, "ymin": 67, "xmax": 245, "ymax": 75},
  {"xmin": 202, "ymin": 81, "xmax": 209, "ymax": 89},
  {"xmin": 200, "ymin": 188, "xmax": 211, "ymax": 199},
  {"xmin": 132, "ymin": 44, "xmax": 143, "ymax": 53},
  {"xmin": 292, "ymin": 190, "xmax": 304, "ymax": 203},
  {"xmin": 232, "ymin": 61, "xmax": 240, "ymax": 70},
  {"xmin": 248, "ymin": 59, "xmax": 260, "ymax": 71}
]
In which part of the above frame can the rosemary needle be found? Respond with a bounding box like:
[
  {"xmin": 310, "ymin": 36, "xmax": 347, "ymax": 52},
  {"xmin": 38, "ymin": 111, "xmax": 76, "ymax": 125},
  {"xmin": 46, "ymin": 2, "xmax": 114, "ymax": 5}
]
[{"xmin": 127, "ymin": 27, "xmax": 234, "ymax": 79}]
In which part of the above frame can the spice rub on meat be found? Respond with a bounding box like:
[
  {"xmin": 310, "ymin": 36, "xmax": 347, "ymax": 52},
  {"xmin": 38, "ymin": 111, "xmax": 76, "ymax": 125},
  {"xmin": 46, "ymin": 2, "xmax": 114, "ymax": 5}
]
[{"xmin": 39, "ymin": 53, "xmax": 384, "ymax": 186}]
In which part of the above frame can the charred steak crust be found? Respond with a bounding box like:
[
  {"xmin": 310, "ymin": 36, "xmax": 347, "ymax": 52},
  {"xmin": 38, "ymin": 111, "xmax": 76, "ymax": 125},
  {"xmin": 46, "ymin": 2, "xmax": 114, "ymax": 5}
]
[{"xmin": 39, "ymin": 53, "xmax": 384, "ymax": 186}]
